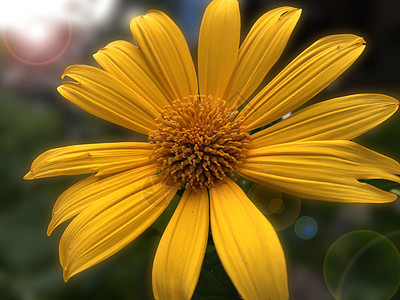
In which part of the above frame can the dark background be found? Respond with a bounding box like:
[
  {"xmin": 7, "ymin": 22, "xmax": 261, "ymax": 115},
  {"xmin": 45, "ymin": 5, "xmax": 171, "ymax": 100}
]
[{"xmin": 1, "ymin": 0, "xmax": 400, "ymax": 299}]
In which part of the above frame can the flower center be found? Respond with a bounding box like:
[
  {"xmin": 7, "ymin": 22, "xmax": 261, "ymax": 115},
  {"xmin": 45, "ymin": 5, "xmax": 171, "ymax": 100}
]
[{"xmin": 150, "ymin": 95, "xmax": 250, "ymax": 189}]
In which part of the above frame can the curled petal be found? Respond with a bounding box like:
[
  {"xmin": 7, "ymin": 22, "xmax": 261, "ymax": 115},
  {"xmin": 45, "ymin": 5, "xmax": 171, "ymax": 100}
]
[
  {"xmin": 93, "ymin": 40, "xmax": 171, "ymax": 110},
  {"xmin": 58, "ymin": 65, "xmax": 158, "ymax": 134}
]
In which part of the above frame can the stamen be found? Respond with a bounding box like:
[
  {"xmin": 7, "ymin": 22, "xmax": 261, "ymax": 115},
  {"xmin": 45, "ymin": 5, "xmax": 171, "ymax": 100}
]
[{"xmin": 150, "ymin": 95, "xmax": 250, "ymax": 189}]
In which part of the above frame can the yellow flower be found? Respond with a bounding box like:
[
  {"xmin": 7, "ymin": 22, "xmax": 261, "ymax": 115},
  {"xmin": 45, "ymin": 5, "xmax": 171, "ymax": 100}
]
[{"xmin": 24, "ymin": 0, "xmax": 400, "ymax": 299}]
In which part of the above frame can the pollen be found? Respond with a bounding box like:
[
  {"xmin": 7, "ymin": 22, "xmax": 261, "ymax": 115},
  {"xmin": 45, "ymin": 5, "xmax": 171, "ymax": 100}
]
[{"xmin": 150, "ymin": 95, "xmax": 250, "ymax": 189}]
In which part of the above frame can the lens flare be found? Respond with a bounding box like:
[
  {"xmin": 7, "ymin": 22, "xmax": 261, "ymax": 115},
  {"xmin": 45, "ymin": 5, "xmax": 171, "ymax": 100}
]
[
  {"xmin": 247, "ymin": 184, "xmax": 301, "ymax": 231},
  {"xmin": 324, "ymin": 230, "xmax": 400, "ymax": 300},
  {"xmin": 2, "ymin": 18, "xmax": 72, "ymax": 66},
  {"xmin": 294, "ymin": 216, "xmax": 318, "ymax": 240}
]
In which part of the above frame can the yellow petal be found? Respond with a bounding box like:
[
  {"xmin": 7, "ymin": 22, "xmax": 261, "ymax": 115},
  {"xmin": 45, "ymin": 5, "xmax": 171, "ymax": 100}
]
[
  {"xmin": 60, "ymin": 175, "xmax": 178, "ymax": 281},
  {"xmin": 224, "ymin": 7, "xmax": 301, "ymax": 106},
  {"xmin": 210, "ymin": 179, "xmax": 288, "ymax": 299},
  {"xmin": 130, "ymin": 10, "xmax": 197, "ymax": 101},
  {"xmin": 239, "ymin": 140, "xmax": 400, "ymax": 203},
  {"xmin": 93, "ymin": 40, "xmax": 171, "ymax": 110},
  {"xmin": 24, "ymin": 142, "xmax": 153, "ymax": 179},
  {"xmin": 152, "ymin": 188, "xmax": 209, "ymax": 300},
  {"xmin": 58, "ymin": 65, "xmax": 158, "ymax": 134},
  {"xmin": 198, "ymin": 0, "xmax": 240, "ymax": 99},
  {"xmin": 250, "ymin": 94, "xmax": 399, "ymax": 148},
  {"xmin": 47, "ymin": 164, "xmax": 159, "ymax": 235},
  {"xmin": 241, "ymin": 34, "xmax": 366, "ymax": 130}
]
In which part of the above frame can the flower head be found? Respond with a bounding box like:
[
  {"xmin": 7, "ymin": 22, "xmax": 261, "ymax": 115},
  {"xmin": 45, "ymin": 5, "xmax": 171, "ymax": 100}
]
[
  {"xmin": 150, "ymin": 96, "xmax": 250, "ymax": 189},
  {"xmin": 24, "ymin": 0, "xmax": 400, "ymax": 299}
]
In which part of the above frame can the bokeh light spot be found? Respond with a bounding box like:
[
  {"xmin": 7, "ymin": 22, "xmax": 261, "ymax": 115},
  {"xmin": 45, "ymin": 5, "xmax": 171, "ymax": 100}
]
[
  {"xmin": 268, "ymin": 198, "xmax": 284, "ymax": 214},
  {"xmin": 247, "ymin": 184, "xmax": 301, "ymax": 231},
  {"xmin": 26, "ymin": 22, "xmax": 48, "ymax": 42},
  {"xmin": 324, "ymin": 230, "xmax": 400, "ymax": 300},
  {"xmin": 294, "ymin": 216, "xmax": 318, "ymax": 240},
  {"xmin": 2, "ymin": 18, "xmax": 72, "ymax": 66}
]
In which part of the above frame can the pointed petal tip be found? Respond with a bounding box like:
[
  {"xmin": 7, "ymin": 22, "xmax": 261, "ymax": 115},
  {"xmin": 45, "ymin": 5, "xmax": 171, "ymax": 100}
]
[
  {"xmin": 284, "ymin": 6, "xmax": 302, "ymax": 13},
  {"xmin": 278, "ymin": 6, "xmax": 302, "ymax": 19},
  {"xmin": 331, "ymin": 34, "xmax": 365, "ymax": 45},
  {"xmin": 61, "ymin": 65, "xmax": 74, "ymax": 79},
  {"xmin": 47, "ymin": 222, "xmax": 55, "ymax": 236},
  {"xmin": 130, "ymin": 14, "xmax": 144, "ymax": 25},
  {"xmin": 288, "ymin": 7, "xmax": 302, "ymax": 21},
  {"xmin": 385, "ymin": 95, "xmax": 399, "ymax": 106},
  {"xmin": 382, "ymin": 191, "xmax": 398, "ymax": 203},
  {"xmin": 384, "ymin": 102, "xmax": 399, "ymax": 112},
  {"xmin": 59, "ymin": 66, "xmax": 80, "ymax": 81},
  {"xmin": 348, "ymin": 35, "xmax": 366, "ymax": 46},
  {"xmin": 63, "ymin": 269, "xmax": 70, "ymax": 282},
  {"xmin": 342, "ymin": 34, "xmax": 366, "ymax": 46},
  {"xmin": 146, "ymin": 9, "xmax": 164, "ymax": 15},
  {"xmin": 57, "ymin": 85, "xmax": 64, "ymax": 94},
  {"xmin": 23, "ymin": 171, "xmax": 34, "ymax": 180}
]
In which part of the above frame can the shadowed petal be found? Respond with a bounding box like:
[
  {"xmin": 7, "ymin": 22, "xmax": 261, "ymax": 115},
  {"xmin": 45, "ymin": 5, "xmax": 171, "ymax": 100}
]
[
  {"xmin": 210, "ymin": 179, "xmax": 288, "ymax": 299},
  {"xmin": 152, "ymin": 188, "xmax": 209, "ymax": 300}
]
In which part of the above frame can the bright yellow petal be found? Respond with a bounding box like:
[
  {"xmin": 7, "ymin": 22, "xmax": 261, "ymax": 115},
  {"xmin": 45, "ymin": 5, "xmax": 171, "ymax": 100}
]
[
  {"xmin": 93, "ymin": 40, "xmax": 171, "ymax": 110},
  {"xmin": 241, "ymin": 34, "xmax": 366, "ymax": 130},
  {"xmin": 210, "ymin": 179, "xmax": 288, "ymax": 299},
  {"xmin": 24, "ymin": 142, "xmax": 153, "ymax": 179},
  {"xmin": 223, "ymin": 7, "xmax": 301, "ymax": 106},
  {"xmin": 239, "ymin": 140, "xmax": 400, "ymax": 203},
  {"xmin": 130, "ymin": 10, "xmax": 197, "ymax": 101},
  {"xmin": 47, "ymin": 164, "xmax": 159, "ymax": 235},
  {"xmin": 58, "ymin": 65, "xmax": 158, "ymax": 134},
  {"xmin": 250, "ymin": 94, "xmax": 399, "ymax": 148},
  {"xmin": 198, "ymin": 0, "xmax": 240, "ymax": 99},
  {"xmin": 60, "ymin": 175, "xmax": 178, "ymax": 281},
  {"xmin": 152, "ymin": 188, "xmax": 209, "ymax": 300}
]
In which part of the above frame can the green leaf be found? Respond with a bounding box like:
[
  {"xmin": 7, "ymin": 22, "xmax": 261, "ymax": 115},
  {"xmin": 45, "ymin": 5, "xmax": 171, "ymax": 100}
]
[
  {"xmin": 151, "ymin": 193, "xmax": 181, "ymax": 233},
  {"xmin": 193, "ymin": 251, "xmax": 240, "ymax": 299}
]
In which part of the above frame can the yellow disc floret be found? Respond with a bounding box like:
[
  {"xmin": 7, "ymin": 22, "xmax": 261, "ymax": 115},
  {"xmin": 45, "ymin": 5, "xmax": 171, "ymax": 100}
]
[{"xmin": 150, "ymin": 95, "xmax": 250, "ymax": 189}]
